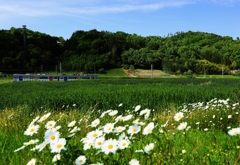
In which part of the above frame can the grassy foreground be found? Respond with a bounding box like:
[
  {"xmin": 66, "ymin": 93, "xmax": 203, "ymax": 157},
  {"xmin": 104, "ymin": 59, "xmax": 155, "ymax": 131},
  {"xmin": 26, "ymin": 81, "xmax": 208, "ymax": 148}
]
[{"xmin": 0, "ymin": 98, "xmax": 239, "ymax": 165}]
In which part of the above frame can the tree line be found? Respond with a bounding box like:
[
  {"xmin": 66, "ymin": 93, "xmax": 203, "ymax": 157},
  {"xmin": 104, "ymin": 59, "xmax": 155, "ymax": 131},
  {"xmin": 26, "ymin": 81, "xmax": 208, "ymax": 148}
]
[{"xmin": 1, "ymin": 27, "xmax": 240, "ymax": 75}]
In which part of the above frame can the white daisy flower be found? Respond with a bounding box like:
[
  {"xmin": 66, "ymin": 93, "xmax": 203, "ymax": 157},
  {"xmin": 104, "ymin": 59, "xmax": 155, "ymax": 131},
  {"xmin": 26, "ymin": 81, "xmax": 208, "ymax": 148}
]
[
  {"xmin": 29, "ymin": 116, "xmax": 40, "ymax": 126},
  {"xmin": 122, "ymin": 114, "xmax": 133, "ymax": 121},
  {"xmin": 103, "ymin": 123, "xmax": 115, "ymax": 134},
  {"xmin": 89, "ymin": 163, "xmax": 103, "ymax": 165},
  {"xmin": 115, "ymin": 115, "xmax": 123, "ymax": 122},
  {"xmin": 138, "ymin": 108, "xmax": 151, "ymax": 119},
  {"xmin": 68, "ymin": 120, "xmax": 76, "ymax": 127},
  {"xmin": 100, "ymin": 110, "xmax": 112, "ymax": 118},
  {"xmin": 26, "ymin": 158, "xmax": 37, "ymax": 165},
  {"xmin": 24, "ymin": 125, "xmax": 40, "ymax": 136},
  {"xmin": 23, "ymin": 139, "xmax": 39, "ymax": 146},
  {"xmin": 94, "ymin": 136, "xmax": 105, "ymax": 149},
  {"xmin": 86, "ymin": 129, "xmax": 103, "ymax": 139},
  {"xmin": 114, "ymin": 126, "xmax": 126, "ymax": 133},
  {"xmin": 75, "ymin": 155, "xmax": 87, "ymax": 165},
  {"xmin": 134, "ymin": 105, "xmax": 141, "ymax": 112},
  {"xmin": 83, "ymin": 138, "xmax": 94, "ymax": 150},
  {"xmin": 228, "ymin": 128, "xmax": 240, "ymax": 136},
  {"xmin": 34, "ymin": 141, "xmax": 48, "ymax": 151},
  {"xmin": 50, "ymin": 138, "xmax": 66, "ymax": 153},
  {"xmin": 101, "ymin": 139, "xmax": 118, "ymax": 155},
  {"xmin": 91, "ymin": 118, "xmax": 100, "ymax": 127},
  {"xmin": 54, "ymin": 125, "xmax": 61, "ymax": 131},
  {"xmin": 144, "ymin": 143, "xmax": 154, "ymax": 154},
  {"xmin": 177, "ymin": 122, "xmax": 187, "ymax": 130},
  {"xmin": 38, "ymin": 112, "xmax": 51, "ymax": 122},
  {"xmin": 44, "ymin": 129, "xmax": 60, "ymax": 143},
  {"xmin": 133, "ymin": 119, "xmax": 145, "ymax": 126},
  {"xmin": 139, "ymin": 109, "xmax": 150, "ymax": 116},
  {"xmin": 69, "ymin": 126, "xmax": 81, "ymax": 133},
  {"xmin": 142, "ymin": 122, "xmax": 155, "ymax": 135},
  {"xmin": 127, "ymin": 125, "xmax": 141, "ymax": 135},
  {"xmin": 118, "ymin": 139, "xmax": 130, "ymax": 149},
  {"xmin": 45, "ymin": 120, "xmax": 56, "ymax": 129},
  {"xmin": 174, "ymin": 112, "xmax": 184, "ymax": 121},
  {"xmin": 52, "ymin": 154, "xmax": 61, "ymax": 162},
  {"xmin": 118, "ymin": 132, "xmax": 127, "ymax": 140},
  {"xmin": 109, "ymin": 110, "xmax": 118, "ymax": 116},
  {"xmin": 129, "ymin": 159, "xmax": 140, "ymax": 165}
]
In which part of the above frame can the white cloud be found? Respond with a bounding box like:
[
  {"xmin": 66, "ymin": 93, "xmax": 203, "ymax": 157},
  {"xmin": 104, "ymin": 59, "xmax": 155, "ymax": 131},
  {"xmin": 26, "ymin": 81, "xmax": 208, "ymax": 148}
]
[
  {"xmin": 0, "ymin": 0, "xmax": 194, "ymax": 18},
  {"xmin": 0, "ymin": 0, "xmax": 238, "ymax": 20}
]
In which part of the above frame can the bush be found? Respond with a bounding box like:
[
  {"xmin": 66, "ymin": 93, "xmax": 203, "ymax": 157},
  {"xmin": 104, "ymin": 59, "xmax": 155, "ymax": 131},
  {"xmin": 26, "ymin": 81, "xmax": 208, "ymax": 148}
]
[{"xmin": 98, "ymin": 68, "xmax": 107, "ymax": 74}]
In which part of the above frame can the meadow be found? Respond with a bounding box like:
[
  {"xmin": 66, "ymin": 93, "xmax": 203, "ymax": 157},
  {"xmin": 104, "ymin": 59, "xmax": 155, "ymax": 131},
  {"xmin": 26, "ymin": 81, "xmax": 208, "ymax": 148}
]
[{"xmin": 0, "ymin": 78, "xmax": 239, "ymax": 165}]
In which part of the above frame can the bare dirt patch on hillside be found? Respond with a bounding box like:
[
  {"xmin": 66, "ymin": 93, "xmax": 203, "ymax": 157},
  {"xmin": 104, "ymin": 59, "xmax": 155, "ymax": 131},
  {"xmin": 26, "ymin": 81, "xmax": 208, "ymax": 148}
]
[{"xmin": 122, "ymin": 68, "xmax": 173, "ymax": 78}]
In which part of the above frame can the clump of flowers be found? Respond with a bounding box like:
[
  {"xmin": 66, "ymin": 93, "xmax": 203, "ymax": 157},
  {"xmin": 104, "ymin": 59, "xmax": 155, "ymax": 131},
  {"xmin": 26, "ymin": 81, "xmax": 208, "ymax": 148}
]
[
  {"xmin": 14, "ymin": 99, "xmax": 240, "ymax": 164},
  {"xmin": 14, "ymin": 105, "xmax": 159, "ymax": 164}
]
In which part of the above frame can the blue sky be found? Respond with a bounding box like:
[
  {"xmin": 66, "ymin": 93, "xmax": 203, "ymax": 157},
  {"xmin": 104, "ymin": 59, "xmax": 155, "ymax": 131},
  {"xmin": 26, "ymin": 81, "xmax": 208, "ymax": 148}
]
[{"xmin": 0, "ymin": 0, "xmax": 239, "ymax": 40}]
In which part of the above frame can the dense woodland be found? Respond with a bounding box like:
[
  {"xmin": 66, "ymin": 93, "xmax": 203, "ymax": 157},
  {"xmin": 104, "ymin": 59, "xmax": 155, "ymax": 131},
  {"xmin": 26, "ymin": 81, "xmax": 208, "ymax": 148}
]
[{"xmin": 1, "ymin": 27, "xmax": 240, "ymax": 75}]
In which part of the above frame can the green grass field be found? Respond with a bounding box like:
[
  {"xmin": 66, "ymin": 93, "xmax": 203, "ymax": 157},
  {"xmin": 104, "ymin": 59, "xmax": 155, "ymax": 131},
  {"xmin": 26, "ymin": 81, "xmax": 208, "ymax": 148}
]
[{"xmin": 0, "ymin": 70, "xmax": 239, "ymax": 165}]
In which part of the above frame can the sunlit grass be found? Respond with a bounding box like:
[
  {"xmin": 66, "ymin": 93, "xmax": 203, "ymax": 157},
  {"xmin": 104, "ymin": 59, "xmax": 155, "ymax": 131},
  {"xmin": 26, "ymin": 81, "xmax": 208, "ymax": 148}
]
[
  {"xmin": 0, "ymin": 99, "xmax": 239, "ymax": 165},
  {"xmin": 0, "ymin": 77, "xmax": 12, "ymax": 84}
]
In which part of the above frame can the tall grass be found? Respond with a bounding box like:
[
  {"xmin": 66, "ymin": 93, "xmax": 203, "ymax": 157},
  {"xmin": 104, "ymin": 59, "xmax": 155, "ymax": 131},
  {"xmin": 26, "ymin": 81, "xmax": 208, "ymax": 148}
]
[
  {"xmin": 0, "ymin": 78, "xmax": 239, "ymax": 164},
  {"xmin": 0, "ymin": 99, "xmax": 239, "ymax": 165},
  {"xmin": 0, "ymin": 78, "xmax": 240, "ymax": 113}
]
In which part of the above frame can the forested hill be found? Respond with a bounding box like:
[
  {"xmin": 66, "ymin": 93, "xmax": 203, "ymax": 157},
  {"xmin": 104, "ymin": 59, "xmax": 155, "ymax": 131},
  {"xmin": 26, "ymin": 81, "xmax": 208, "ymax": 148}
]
[{"xmin": 1, "ymin": 27, "xmax": 240, "ymax": 74}]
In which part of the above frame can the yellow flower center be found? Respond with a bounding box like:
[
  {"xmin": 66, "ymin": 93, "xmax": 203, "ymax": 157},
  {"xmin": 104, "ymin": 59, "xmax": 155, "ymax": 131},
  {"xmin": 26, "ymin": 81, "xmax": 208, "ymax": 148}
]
[
  {"xmin": 93, "ymin": 133, "xmax": 98, "ymax": 137},
  {"xmin": 122, "ymin": 143, "xmax": 126, "ymax": 146},
  {"xmin": 108, "ymin": 144, "xmax": 113, "ymax": 149},
  {"xmin": 79, "ymin": 159, "xmax": 83, "ymax": 163},
  {"xmin": 30, "ymin": 128, "xmax": 35, "ymax": 132},
  {"xmin": 50, "ymin": 135, "xmax": 56, "ymax": 140},
  {"xmin": 97, "ymin": 142, "xmax": 102, "ymax": 145},
  {"xmin": 132, "ymin": 129, "xmax": 137, "ymax": 133},
  {"xmin": 56, "ymin": 144, "xmax": 62, "ymax": 149}
]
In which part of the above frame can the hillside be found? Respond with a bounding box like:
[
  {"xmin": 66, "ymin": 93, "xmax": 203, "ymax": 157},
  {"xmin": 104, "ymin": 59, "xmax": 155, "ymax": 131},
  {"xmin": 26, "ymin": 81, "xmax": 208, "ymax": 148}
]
[{"xmin": 1, "ymin": 28, "xmax": 240, "ymax": 75}]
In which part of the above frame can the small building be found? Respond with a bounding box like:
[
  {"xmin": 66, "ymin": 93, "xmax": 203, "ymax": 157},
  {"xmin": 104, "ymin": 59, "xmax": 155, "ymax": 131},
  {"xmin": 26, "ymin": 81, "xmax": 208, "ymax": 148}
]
[{"xmin": 13, "ymin": 74, "xmax": 99, "ymax": 82}]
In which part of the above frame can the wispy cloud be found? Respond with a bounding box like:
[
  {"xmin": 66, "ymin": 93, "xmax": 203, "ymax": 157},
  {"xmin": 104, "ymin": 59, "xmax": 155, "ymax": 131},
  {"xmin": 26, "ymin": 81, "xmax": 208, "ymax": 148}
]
[
  {"xmin": 0, "ymin": 0, "xmax": 194, "ymax": 18},
  {"xmin": 0, "ymin": 0, "xmax": 239, "ymax": 21},
  {"xmin": 62, "ymin": 1, "xmax": 195, "ymax": 15}
]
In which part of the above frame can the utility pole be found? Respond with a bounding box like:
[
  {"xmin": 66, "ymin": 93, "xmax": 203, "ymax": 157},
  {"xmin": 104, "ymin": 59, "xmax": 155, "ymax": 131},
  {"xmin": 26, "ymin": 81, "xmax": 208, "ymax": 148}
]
[
  {"xmin": 151, "ymin": 64, "xmax": 153, "ymax": 79},
  {"xmin": 57, "ymin": 41, "xmax": 62, "ymax": 75},
  {"xmin": 204, "ymin": 66, "xmax": 206, "ymax": 78},
  {"xmin": 59, "ymin": 62, "xmax": 62, "ymax": 75},
  {"xmin": 41, "ymin": 65, "xmax": 43, "ymax": 74},
  {"xmin": 222, "ymin": 66, "xmax": 224, "ymax": 78},
  {"xmin": 22, "ymin": 25, "xmax": 27, "ymax": 49}
]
